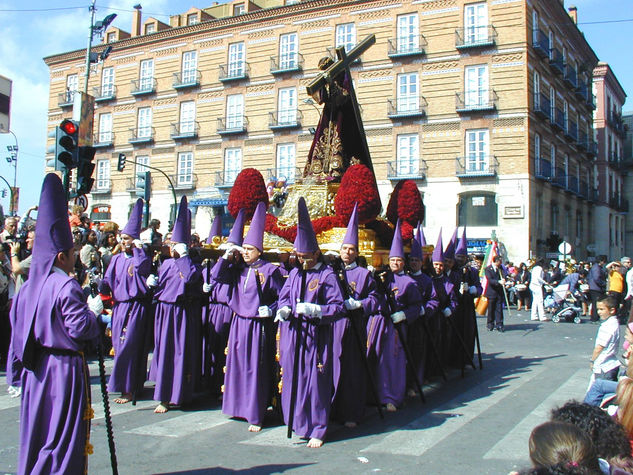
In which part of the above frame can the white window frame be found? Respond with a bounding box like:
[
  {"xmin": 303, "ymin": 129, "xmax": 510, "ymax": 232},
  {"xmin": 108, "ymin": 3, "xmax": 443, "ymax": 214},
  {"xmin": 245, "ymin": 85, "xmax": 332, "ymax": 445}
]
[
  {"xmin": 177, "ymin": 152, "xmax": 194, "ymax": 186},
  {"xmin": 137, "ymin": 107, "xmax": 152, "ymax": 138},
  {"xmin": 135, "ymin": 155, "xmax": 150, "ymax": 174},
  {"xmin": 397, "ymin": 72, "xmax": 419, "ymax": 114},
  {"xmin": 279, "ymin": 33, "xmax": 298, "ymax": 70},
  {"xmin": 224, "ymin": 148, "xmax": 242, "ymax": 183},
  {"xmin": 278, "ymin": 88, "xmax": 297, "ymax": 125},
  {"xmin": 464, "ymin": 2, "xmax": 488, "ymax": 45},
  {"xmin": 336, "ymin": 23, "xmax": 356, "ymax": 53},
  {"xmin": 179, "ymin": 101, "xmax": 196, "ymax": 134},
  {"xmin": 98, "ymin": 113, "xmax": 112, "ymax": 143},
  {"xmin": 187, "ymin": 13, "xmax": 198, "ymax": 25},
  {"xmin": 465, "ymin": 129, "xmax": 489, "ymax": 173},
  {"xmin": 96, "ymin": 159, "xmax": 110, "ymax": 190},
  {"xmin": 397, "ymin": 13, "xmax": 419, "ymax": 54},
  {"xmin": 548, "ymin": 32, "xmax": 554, "ymax": 60},
  {"xmin": 533, "ymin": 71, "xmax": 540, "ymax": 108},
  {"xmin": 145, "ymin": 23, "xmax": 156, "ymax": 34},
  {"xmin": 226, "ymin": 94, "xmax": 244, "ymax": 129},
  {"xmin": 65, "ymin": 74, "xmax": 78, "ymax": 102},
  {"xmin": 396, "ymin": 134, "xmax": 419, "ymax": 176},
  {"xmin": 276, "ymin": 143, "xmax": 296, "ymax": 182},
  {"xmin": 139, "ymin": 59, "xmax": 154, "ymax": 91},
  {"xmin": 181, "ymin": 51, "xmax": 198, "ymax": 84},
  {"xmin": 464, "ymin": 64, "xmax": 489, "ymax": 108},
  {"xmin": 101, "ymin": 67, "xmax": 114, "ymax": 96},
  {"xmin": 532, "ymin": 10, "xmax": 539, "ymax": 44},
  {"xmin": 550, "ymin": 86, "xmax": 555, "ymax": 122},
  {"xmin": 228, "ymin": 42, "xmax": 245, "ymax": 77},
  {"xmin": 107, "ymin": 31, "xmax": 116, "ymax": 43}
]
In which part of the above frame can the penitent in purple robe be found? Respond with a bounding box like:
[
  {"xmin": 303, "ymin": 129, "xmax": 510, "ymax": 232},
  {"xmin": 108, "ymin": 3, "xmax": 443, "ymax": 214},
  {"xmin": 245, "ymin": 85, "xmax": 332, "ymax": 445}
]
[
  {"xmin": 429, "ymin": 274, "xmax": 459, "ymax": 373},
  {"xmin": 331, "ymin": 263, "xmax": 383, "ymax": 424},
  {"xmin": 212, "ymin": 257, "xmax": 284, "ymax": 426},
  {"xmin": 11, "ymin": 269, "xmax": 100, "ymax": 475},
  {"xmin": 149, "ymin": 256, "xmax": 202, "ymax": 405},
  {"xmin": 408, "ymin": 271, "xmax": 439, "ymax": 386},
  {"xmin": 100, "ymin": 248, "xmax": 152, "ymax": 395},
  {"xmin": 278, "ymin": 262, "xmax": 345, "ymax": 441},
  {"xmin": 366, "ymin": 271, "xmax": 422, "ymax": 407},
  {"xmin": 448, "ymin": 265, "xmax": 482, "ymax": 367}
]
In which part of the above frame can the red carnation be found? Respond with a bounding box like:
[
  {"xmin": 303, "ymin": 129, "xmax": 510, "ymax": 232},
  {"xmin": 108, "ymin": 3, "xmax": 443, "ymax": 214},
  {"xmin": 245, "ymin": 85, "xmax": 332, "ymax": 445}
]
[
  {"xmin": 334, "ymin": 164, "xmax": 381, "ymax": 224},
  {"xmin": 386, "ymin": 180, "xmax": 424, "ymax": 240},
  {"xmin": 228, "ymin": 168, "xmax": 269, "ymax": 220}
]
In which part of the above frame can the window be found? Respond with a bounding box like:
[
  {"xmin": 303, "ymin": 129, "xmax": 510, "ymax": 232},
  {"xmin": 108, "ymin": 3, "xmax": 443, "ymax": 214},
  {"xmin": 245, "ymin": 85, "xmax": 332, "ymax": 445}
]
[
  {"xmin": 576, "ymin": 211, "xmax": 583, "ymax": 240},
  {"xmin": 98, "ymin": 113, "xmax": 112, "ymax": 143},
  {"xmin": 563, "ymin": 100, "xmax": 568, "ymax": 131},
  {"xmin": 65, "ymin": 74, "xmax": 78, "ymax": 102},
  {"xmin": 101, "ymin": 67, "xmax": 114, "ymax": 96},
  {"xmin": 224, "ymin": 148, "xmax": 242, "ymax": 183},
  {"xmin": 397, "ymin": 72, "xmax": 419, "ymax": 113},
  {"xmin": 535, "ymin": 133, "xmax": 541, "ymax": 174},
  {"xmin": 107, "ymin": 32, "xmax": 116, "ymax": 43},
  {"xmin": 551, "ymin": 144, "xmax": 556, "ymax": 170},
  {"xmin": 228, "ymin": 42, "xmax": 245, "ymax": 77},
  {"xmin": 397, "ymin": 13, "xmax": 419, "ymax": 54},
  {"xmin": 136, "ymin": 155, "xmax": 150, "ymax": 174},
  {"xmin": 279, "ymin": 33, "xmax": 298, "ymax": 70},
  {"xmin": 396, "ymin": 134, "xmax": 419, "ymax": 176},
  {"xmin": 564, "ymin": 154, "xmax": 569, "ymax": 187},
  {"xmin": 277, "ymin": 88, "xmax": 297, "ymax": 125},
  {"xmin": 137, "ymin": 107, "xmax": 152, "ymax": 137},
  {"xmin": 458, "ymin": 191, "xmax": 498, "ymax": 226},
  {"xmin": 336, "ymin": 23, "xmax": 356, "ymax": 53},
  {"xmin": 551, "ymin": 202, "xmax": 559, "ymax": 231},
  {"xmin": 465, "ymin": 129, "xmax": 489, "ymax": 173},
  {"xmin": 464, "ymin": 64, "xmax": 489, "ymax": 107},
  {"xmin": 549, "ymin": 86, "xmax": 555, "ymax": 121},
  {"xmin": 226, "ymin": 94, "xmax": 244, "ymax": 129},
  {"xmin": 187, "ymin": 13, "xmax": 198, "ymax": 25},
  {"xmin": 139, "ymin": 59, "xmax": 154, "ymax": 91},
  {"xmin": 96, "ymin": 159, "xmax": 110, "ymax": 190},
  {"xmin": 548, "ymin": 32, "xmax": 554, "ymax": 60},
  {"xmin": 145, "ymin": 23, "xmax": 156, "ymax": 34},
  {"xmin": 181, "ymin": 51, "xmax": 198, "ymax": 84},
  {"xmin": 233, "ymin": 3, "xmax": 245, "ymax": 15},
  {"xmin": 177, "ymin": 152, "xmax": 193, "ymax": 186},
  {"xmin": 533, "ymin": 71, "xmax": 540, "ymax": 106},
  {"xmin": 532, "ymin": 10, "xmax": 539, "ymax": 44},
  {"xmin": 179, "ymin": 101, "xmax": 196, "ymax": 133},
  {"xmin": 277, "ymin": 143, "xmax": 296, "ymax": 182},
  {"xmin": 464, "ymin": 2, "xmax": 488, "ymax": 45}
]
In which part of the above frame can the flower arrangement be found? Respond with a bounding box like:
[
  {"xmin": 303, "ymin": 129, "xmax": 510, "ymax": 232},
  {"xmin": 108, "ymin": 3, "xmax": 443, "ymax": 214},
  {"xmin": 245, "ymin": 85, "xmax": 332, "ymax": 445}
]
[
  {"xmin": 334, "ymin": 164, "xmax": 381, "ymax": 224},
  {"xmin": 265, "ymin": 213, "xmax": 344, "ymax": 243},
  {"xmin": 228, "ymin": 168, "xmax": 269, "ymax": 220},
  {"xmin": 386, "ymin": 180, "xmax": 424, "ymax": 241}
]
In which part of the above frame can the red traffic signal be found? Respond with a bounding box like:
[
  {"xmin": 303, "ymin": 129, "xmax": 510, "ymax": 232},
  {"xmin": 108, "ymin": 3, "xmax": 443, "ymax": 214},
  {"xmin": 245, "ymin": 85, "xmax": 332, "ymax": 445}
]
[{"xmin": 60, "ymin": 119, "xmax": 77, "ymax": 135}]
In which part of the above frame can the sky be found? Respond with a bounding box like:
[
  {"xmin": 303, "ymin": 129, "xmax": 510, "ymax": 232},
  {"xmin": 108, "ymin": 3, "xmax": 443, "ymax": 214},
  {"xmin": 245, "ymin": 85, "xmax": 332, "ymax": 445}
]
[{"xmin": 0, "ymin": 0, "xmax": 631, "ymax": 216}]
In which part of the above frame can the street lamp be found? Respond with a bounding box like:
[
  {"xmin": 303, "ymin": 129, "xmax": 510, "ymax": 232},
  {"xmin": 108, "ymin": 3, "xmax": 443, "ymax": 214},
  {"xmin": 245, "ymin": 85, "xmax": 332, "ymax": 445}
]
[
  {"xmin": 3, "ymin": 130, "xmax": 18, "ymax": 215},
  {"xmin": 83, "ymin": 1, "xmax": 117, "ymax": 93}
]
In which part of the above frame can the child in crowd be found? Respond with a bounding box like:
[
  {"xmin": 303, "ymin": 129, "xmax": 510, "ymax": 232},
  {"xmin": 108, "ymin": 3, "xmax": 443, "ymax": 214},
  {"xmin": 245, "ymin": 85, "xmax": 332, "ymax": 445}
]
[{"xmin": 590, "ymin": 295, "xmax": 621, "ymax": 385}]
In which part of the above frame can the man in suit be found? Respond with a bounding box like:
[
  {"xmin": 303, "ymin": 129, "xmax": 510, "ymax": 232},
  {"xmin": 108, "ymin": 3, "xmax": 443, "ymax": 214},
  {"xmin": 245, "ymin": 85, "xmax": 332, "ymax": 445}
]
[
  {"xmin": 588, "ymin": 256, "xmax": 607, "ymax": 322},
  {"xmin": 484, "ymin": 255, "xmax": 506, "ymax": 332}
]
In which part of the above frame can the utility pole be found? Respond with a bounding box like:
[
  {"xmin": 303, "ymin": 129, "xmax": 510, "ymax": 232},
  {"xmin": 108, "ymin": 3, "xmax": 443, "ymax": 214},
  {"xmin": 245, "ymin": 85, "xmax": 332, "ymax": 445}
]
[{"xmin": 84, "ymin": 0, "xmax": 97, "ymax": 94}]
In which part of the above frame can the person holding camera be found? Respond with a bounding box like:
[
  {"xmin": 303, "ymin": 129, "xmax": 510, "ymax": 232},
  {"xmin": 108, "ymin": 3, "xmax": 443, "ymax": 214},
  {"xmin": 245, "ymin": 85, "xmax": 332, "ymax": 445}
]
[
  {"xmin": 0, "ymin": 217, "xmax": 17, "ymax": 244},
  {"xmin": 10, "ymin": 229, "xmax": 34, "ymax": 294}
]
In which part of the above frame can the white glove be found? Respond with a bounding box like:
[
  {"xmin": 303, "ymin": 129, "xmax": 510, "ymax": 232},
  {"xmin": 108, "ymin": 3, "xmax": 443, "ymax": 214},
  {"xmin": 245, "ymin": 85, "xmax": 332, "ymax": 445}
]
[
  {"xmin": 443, "ymin": 307, "xmax": 452, "ymax": 317},
  {"xmin": 469, "ymin": 286, "xmax": 478, "ymax": 295},
  {"xmin": 419, "ymin": 305, "xmax": 425, "ymax": 317},
  {"xmin": 344, "ymin": 298, "xmax": 362, "ymax": 310},
  {"xmin": 460, "ymin": 282, "xmax": 468, "ymax": 295},
  {"xmin": 274, "ymin": 306, "xmax": 291, "ymax": 322},
  {"xmin": 258, "ymin": 305, "xmax": 272, "ymax": 317},
  {"xmin": 146, "ymin": 275, "xmax": 158, "ymax": 288},
  {"xmin": 203, "ymin": 282, "xmax": 213, "ymax": 293},
  {"xmin": 296, "ymin": 302, "xmax": 322, "ymax": 318},
  {"xmin": 366, "ymin": 265, "xmax": 375, "ymax": 273},
  {"xmin": 87, "ymin": 295, "xmax": 104, "ymax": 316},
  {"xmin": 133, "ymin": 239, "xmax": 144, "ymax": 249},
  {"xmin": 390, "ymin": 311, "xmax": 406, "ymax": 324},
  {"xmin": 222, "ymin": 244, "xmax": 243, "ymax": 259},
  {"xmin": 173, "ymin": 242, "xmax": 188, "ymax": 257}
]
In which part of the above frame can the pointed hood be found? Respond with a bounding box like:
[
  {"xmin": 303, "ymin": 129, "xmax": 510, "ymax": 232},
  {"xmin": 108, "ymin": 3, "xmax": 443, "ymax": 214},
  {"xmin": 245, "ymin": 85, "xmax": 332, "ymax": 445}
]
[
  {"xmin": 171, "ymin": 196, "xmax": 191, "ymax": 245},
  {"xmin": 294, "ymin": 197, "xmax": 319, "ymax": 253},
  {"xmin": 121, "ymin": 198, "xmax": 143, "ymax": 239},
  {"xmin": 432, "ymin": 228, "xmax": 444, "ymax": 263},
  {"xmin": 227, "ymin": 208, "xmax": 245, "ymax": 246},
  {"xmin": 417, "ymin": 223, "xmax": 427, "ymax": 247},
  {"xmin": 444, "ymin": 227, "xmax": 458, "ymax": 260},
  {"xmin": 410, "ymin": 222, "xmax": 422, "ymax": 259},
  {"xmin": 389, "ymin": 219, "xmax": 404, "ymax": 259},
  {"xmin": 207, "ymin": 214, "xmax": 222, "ymax": 244},
  {"xmin": 243, "ymin": 202, "xmax": 267, "ymax": 252},
  {"xmin": 455, "ymin": 227, "xmax": 468, "ymax": 256},
  {"xmin": 342, "ymin": 202, "xmax": 359, "ymax": 248}
]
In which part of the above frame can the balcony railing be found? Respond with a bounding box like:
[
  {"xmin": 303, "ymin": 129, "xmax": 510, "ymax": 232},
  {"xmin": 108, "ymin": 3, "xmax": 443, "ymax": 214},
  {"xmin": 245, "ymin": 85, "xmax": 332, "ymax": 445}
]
[
  {"xmin": 219, "ymin": 62, "xmax": 250, "ymax": 82},
  {"xmin": 214, "ymin": 170, "xmax": 241, "ymax": 188},
  {"xmin": 552, "ymin": 166, "xmax": 566, "ymax": 188},
  {"xmin": 266, "ymin": 167, "xmax": 302, "ymax": 184},
  {"xmin": 93, "ymin": 85, "xmax": 117, "ymax": 102},
  {"xmin": 535, "ymin": 157, "xmax": 552, "ymax": 180},
  {"xmin": 567, "ymin": 176, "xmax": 579, "ymax": 194},
  {"xmin": 455, "ymin": 25, "xmax": 497, "ymax": 49},
  {"xmin": 92, "ymin": 179, "xmax": 112, "ymax": 194},
  {"xmin": 171, "ymin": 121, "xmax": 199, "ymax": 140},
  {"xmin": 270, "ymin": 54, "xmax": 304, "ymax": 74},
  {"xmin": 551, "ymin": 107, "xmax": 565, "ymax": 131},
  {"xmin": 608, "ymin": 112, "xmax": 627, "ymax": 137},
  {"xmin": 609, "ymin": 194, "xmax": 629, "ymax": 212},
  {"xmin": 563, "ymin": 65, "xmax": 578, "ymax": 89},
  {"xmin": 129, "ymin": 127, "xmax": 155, "ymax": 144},
  {"xmin": 575, "ymin": 82, "xmax": 588, "ymax": 101},
  {"xmin": 217, "ymin": 116, "xmax": 247, "ymax": 135},
  {"xmin": 578, "ymin": 130, "xmax": 588, "ymax": 150},
  {"xmin": 532, "ymin": 29, "xmax": 550, "ymax": 58},
  {"xmin": 534, "ymin": 92, "xmax": 550, "ymax": 120},
  {"xmin": 94, "ymin": 132, "xmax": 114, "ymax": 148},
  {"xmin": 456, "ymin": 155, "xmax": 498, "ymax": 177},
  {"xmin": 549, "ymin": 48, "xmax": 565, "ymax": 75},
  {"xmin": 565, "ymin": 120, "xmax": 578, "ymax": 142},
  {"xmin": 386, "ymin": 160, "xmax": 427, "ymax": 180},
  {"xmin": 58, "ymin": 91, "xmax": 76, "ymax": 108},
  {"xmin": 587, "ymin": 140, "xmax": 598, "ymax": 157},
  {"xmin": 579, "ymin": 180, "xmax": 589, "ymax": 199},
  {"xmin": 131, "ymin": 78, "xmax": 157, "ymax": 96},
  {"xmin": 456, "ymin": 89, "xmax": 498, "ymax": 113},
  {"xmin": 171, "ymin": 173, "xmax": 198, "ymax": 190},
  {"xmin": 269, "ymin": 110, "xmax": 302, "ymax": 130},
  {"xmin": 587, "ymin": 93, "xmax": 596, "ymax": 110},
  {"xmin": 387, "ymin": 97, "xmax": 427, "ymax": 119},
  {"xmin": 387, "ymin": 35, "xmax": 427, "ymax": 58},
  {"xmin": 609, "ymin": 151, "xmax": 620, "ymax": 165},
  {"xmin": 173, "ymin": 70, "xmax": 201, "ymax": 89}
]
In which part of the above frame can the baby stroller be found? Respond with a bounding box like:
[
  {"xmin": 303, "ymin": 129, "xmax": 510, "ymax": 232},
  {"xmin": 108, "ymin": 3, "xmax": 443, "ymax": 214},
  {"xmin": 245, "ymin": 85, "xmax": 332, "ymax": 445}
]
[
  {"xmin": 544, "ymin": 283, "xmax": 568, "ymax": 312},
  {"xmin": 551, "ymin": 288, "xmax": 583, "ymax": 324}
]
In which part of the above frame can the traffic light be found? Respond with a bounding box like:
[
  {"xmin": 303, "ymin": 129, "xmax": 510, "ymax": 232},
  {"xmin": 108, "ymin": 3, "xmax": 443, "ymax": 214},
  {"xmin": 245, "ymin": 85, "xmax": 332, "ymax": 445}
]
[
  {"xmin": 75, "ymin": 146, "xmax": 96, "ymax": 196},
  {"xmin": 117, "ymin": 153, "xmax": 126, "ymax": 172},
  {"xmin": 58, "ymin": 119, "xmax": 79, "ymax": 169},
  {"xmin": 136, "ymin": 171, "xmax": 151, "ymax": 200}
]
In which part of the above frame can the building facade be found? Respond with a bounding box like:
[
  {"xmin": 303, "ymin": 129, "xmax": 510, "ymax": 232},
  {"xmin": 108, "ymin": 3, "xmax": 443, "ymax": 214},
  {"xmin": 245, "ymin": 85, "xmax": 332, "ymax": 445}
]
[{"xmin": 44, "ymin": 0, "xmax": 603, "ymax": 261}]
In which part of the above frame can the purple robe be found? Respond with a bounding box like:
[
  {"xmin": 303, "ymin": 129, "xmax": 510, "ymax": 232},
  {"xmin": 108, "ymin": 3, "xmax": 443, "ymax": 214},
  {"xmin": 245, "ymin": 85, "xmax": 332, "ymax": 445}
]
[
  {"xmin": 408, "ymin": 271, "xmax": 439, "ymax": 385},
  {"xmin": 331, "ymin": 263, "xmax": 382, "ymax": 424},
  {"xmin": 448, "ymin": 265, "xmax": 482, "ymax": 366},
  {"xmin": 278, "ymin": 262, "xmax": 345, "ymax": 440},
  {"xmin": 429, "ymin": 274, "xmax": 459, "ymax": 372},
  {"xmin": 149, "ymin": 256, "xmax": 202, "ymax": 405},
  {"xmin": 100, "ymin": 248, "xmax": 152, "ymax": 395},
  {"xmin": 11, "ymin": 269, "xmax": 100, "ymax": 475},
  {"xmin": 366, "ymin": 271, "xmax": 421, "ymax": 407},
  {"xmin": 213, "ymin": 257, "xmax": 284, "ymax": 425}
]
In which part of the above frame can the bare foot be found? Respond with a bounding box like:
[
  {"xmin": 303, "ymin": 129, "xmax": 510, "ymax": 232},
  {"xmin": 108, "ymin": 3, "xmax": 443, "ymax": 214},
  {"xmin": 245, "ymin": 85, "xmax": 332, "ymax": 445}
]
[
  {"xmin": 307, "ymin": 438, "xmax": 324, "ymax": 448},
  {"xmin": 114, "ymin": 393, "xmax": 132, "ymax": 404},
  {"xmin": 344, "ymin": 421, "xmax": 357, "ymax": 428},
  {"xmin": 386, "ymin": 403, "xmax": 397, "ymax": 412},
  {"xmin": 248, "ymin": 424, "xmax": 262, "ymax": 432},
  {"xmin": 154, "ymin": 403, "xmax": 169, "ymax": 414}
]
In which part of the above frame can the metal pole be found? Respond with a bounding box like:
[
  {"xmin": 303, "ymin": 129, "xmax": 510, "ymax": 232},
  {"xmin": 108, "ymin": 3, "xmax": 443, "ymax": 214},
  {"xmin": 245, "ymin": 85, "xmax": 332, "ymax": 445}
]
[
  {"xmin": 127, "ymin": 159, "xmax": 178, "ymax": 229},
  {"xmin": 6, "ymin": 130, "xmax": 17, "ymax": 215},
  {"xmin": 0, "ymin": 174, "xmax": 14, "ymax": 214},
  {"xmin": 83, "ymin": 0, "xmax": 97, "ymax": 94}
]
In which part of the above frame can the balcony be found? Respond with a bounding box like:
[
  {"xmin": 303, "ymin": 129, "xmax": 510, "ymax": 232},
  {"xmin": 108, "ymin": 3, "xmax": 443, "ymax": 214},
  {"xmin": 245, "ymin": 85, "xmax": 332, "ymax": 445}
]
[
  {"xmin": 214, "ymin": 170, "xmax": 240, "ymax": 188},
  {"xmin": 93, "ymin": 132, "xmax": 114, "ymax": 148},
  {"xmin": 456, "ymin": 89, "xmax": 498, "ymax": 113},
  {"xmin": 575, "ymin": 82, "xmax": 588, "ymax": 101},
  {"xmin": 267, "ymin": 167, "xmax": 302, "ymax": 184},
  {"xmin": 92, "ymin": 179, "xmax": 112, "ymax": 194},
  {"xmin": 219, "ymin": 62, "xmax": 249, "ymax": 82},
  {"xmin": 386, "ymin": 160, "xmax": 427, "ymax": 180},
  {"xmin": 270, "ymin": 54, "xmax": 303, "ymax": 74},
  {"xmin": 387, "ymin": 97, "xmax": 427, "ymax": 119},
  {"xmin": 535, "ymin": 157, "xmax": 552, "ymax": 180},
  {"xmin": 170, "ymin": 173, "xmax": 197, "ymax": 190},
  {"xmin": 131, "ymin": 78, "xmax": 156, "ymax": 96},
  {"xmin": 563, "ymin": 65, "xmax": 578, "ymax": 89},
  {"xmin": 93, "ymin": 85, "xmax": 117, "ymax": 103},
  {"xmin": 217, "ymin": 116, "xmax": 247, "ymax": 135},
  {"xmin": 567, "ymin": 176, "xmax": 579, "ymax": 194},
  {"xmin": 549, "ymin": 48, "xmax": 565, "ymax": 75},
  {"xmin": 455, "ymin": 25, "xmax": 497, "ymax": 49},
  {"xmin": 609, "ymin": 151, "xmax": 620, "ymax": 167},
  {"xmin": 579, "ymin": 180, "xmax": 589, "ymax": 199},
  {"xmin": 456, "ymin": 156, "xmax": 498, "ymax": 178},
  {"xmin": 173, "ymin": 70, "xmax": 201, "ymax": 90},
  {"xmin": 578, "ymin": 130, "xmax": 588, "ymax": 150},
  {"xmin": 587, "ymin": 140, "xmax": 598, "ymax": 158},
  {"xmin": 534, "ymin": 92, "xmax": 550, "ymax": 120},
  {"xmin": 587, "ymin": 93, "xmax": 596, "ymax": 110},
  {"xmin": 565, "ymin": 120, "xmax": 578, "ymax": 142},
  {"xmin": 552, "ymin": 166, "xmax": 566, "ymax": 188},
  {"xmin": 610, "ymin": 193, "xmax": 629, "ymax": 212},
  {"xmin": 129, "ymin": 127, "xmax": 155, "ymax": 144},
  {"xmin": 171, "ymin": 121, "xmax": 199, "ymax": 140},
  {"xmin": 551, "ymin": 108, "xmax": 565, "ymax": 131},
  {"xmin": 58, "ymin": 91, "xmax": 76, "ymax": 108},
  {"xmin": 608, "ymin": 112, "xmax": 627, "ymax": 137},
  {"xmin": 532, "ymin": 29, "xmax": 550, "ymax": 58},
  {"xmin": 269, "ymin": 110, "xmax": 302, "ymax": 130},
  {"xmin": 387, "ymin": 35, "xmax": 427, "ymax": 58}
]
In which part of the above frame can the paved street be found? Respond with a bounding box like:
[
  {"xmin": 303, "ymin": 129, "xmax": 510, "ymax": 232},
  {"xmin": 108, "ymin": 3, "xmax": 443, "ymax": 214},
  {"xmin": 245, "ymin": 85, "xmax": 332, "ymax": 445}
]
[{"xmin": 1, "ymin": 310, "xmax": 599, "ymax": 474}]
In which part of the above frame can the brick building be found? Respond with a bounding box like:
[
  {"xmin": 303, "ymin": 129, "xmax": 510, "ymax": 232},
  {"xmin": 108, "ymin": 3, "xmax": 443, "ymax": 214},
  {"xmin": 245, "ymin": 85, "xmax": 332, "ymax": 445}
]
[{"xmin": 43, "ymin": 0, "xmax": 603, "ymax": 261}]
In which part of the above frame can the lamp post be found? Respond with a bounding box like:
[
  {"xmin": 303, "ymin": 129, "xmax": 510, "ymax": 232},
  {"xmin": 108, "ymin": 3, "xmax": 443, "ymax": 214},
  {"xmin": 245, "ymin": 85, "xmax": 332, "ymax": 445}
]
[
  {"xmin": 4, "ymin": 130, "xmax": 17, "ymax": 215},
  {"xmin": 83, "ymin": 1, "xmax": 117, "ymax": 94}
]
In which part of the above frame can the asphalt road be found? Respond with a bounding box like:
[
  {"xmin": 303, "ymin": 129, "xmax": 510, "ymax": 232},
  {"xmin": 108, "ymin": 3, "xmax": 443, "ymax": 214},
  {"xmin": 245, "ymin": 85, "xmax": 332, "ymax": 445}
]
[{"xmin": 0, "ymin": 309, "xmax": 600, "ymax": 475}]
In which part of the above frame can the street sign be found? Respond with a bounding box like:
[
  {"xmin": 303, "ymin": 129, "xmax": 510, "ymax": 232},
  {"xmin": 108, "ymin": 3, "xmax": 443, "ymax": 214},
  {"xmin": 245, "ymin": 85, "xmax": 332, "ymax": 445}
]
[
  {"xmin": 74, "ymin": 194, "xmax": 89, "ymax": 212},
  {"xmin": 545, "ymin": 252, "xmax": 559, "ymax": 259},
  {"xmin": 558, "ymin": 241, "xmax": 572, "ymax": 255}
]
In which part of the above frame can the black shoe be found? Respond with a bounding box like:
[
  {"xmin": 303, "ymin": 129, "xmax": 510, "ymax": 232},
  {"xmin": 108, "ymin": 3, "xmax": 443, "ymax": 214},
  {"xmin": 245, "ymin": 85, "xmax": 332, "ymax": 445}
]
[
  {"xmin": 496, "ymin": 326, "xmax": 504, "ymax": 333},
  {"xmin": 487, "ymin": 326, "xmax": 494, "ymax": 331}
]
